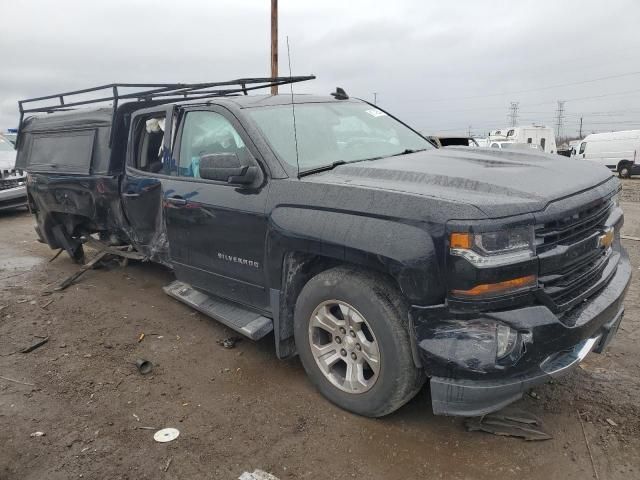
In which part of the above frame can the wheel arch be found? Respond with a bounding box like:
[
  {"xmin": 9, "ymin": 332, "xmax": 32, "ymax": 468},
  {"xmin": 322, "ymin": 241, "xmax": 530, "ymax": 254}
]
[{"xmin": 266, "ymin": 207, "xmax": 443, "ymax": 360}]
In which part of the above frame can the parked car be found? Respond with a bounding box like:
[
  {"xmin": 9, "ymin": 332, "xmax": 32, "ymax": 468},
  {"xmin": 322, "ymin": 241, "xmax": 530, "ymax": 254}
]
[
  {"xmin": 427, "ymin": 136, "xmax": 479, "ymax": 148},
  {"xmin": 0, "ymin": 134, "xmax": 27, "ymax": 210},
  {"xmin": 15, "ymin": 78, "xmax": 630, "ymax": 417},
  {"xmin": 575, "ymin": 130, "xmax": 640, "ymax": 178}
]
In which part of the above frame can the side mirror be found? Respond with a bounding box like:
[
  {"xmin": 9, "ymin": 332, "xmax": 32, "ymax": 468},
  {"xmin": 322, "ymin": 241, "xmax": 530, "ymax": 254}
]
[{"xmin": 199, "ymin": 153, "xmax": 257, "ymax": 185}]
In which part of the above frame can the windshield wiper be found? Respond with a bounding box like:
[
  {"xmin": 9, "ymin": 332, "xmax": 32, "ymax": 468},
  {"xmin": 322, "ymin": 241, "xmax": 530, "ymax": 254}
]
[
  {"xmin": 298, "ymin": 160, "xmax": 347, "ymax": 178},
  {"xmin": 297, "ymin": 149, "xmax": 427, "ymax": 178},
  {"xmin": 390, "ymin": 148, "xmax": 427, "ymax": 157}
]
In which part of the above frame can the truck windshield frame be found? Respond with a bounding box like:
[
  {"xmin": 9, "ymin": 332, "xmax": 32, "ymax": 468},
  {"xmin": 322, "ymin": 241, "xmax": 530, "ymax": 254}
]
[{"xmin": 246, "ymin": 102, "xmax": 433, "ymax": 175}]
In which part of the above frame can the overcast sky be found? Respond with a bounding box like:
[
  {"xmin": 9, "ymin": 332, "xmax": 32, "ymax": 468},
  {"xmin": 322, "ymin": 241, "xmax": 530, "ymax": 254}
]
[{"xmin": 1, "ymin": 0, "xmax": 640, "ymax": 137}]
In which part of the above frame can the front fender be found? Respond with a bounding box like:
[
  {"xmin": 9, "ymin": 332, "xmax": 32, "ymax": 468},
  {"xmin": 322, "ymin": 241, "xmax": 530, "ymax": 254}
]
[{"xmin": 266, "ymin": 206, "xmax": 445, "ymax": 304}]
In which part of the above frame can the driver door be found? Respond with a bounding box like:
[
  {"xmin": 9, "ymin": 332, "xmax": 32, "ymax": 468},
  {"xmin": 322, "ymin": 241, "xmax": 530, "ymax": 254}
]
[{"xmin": 162, "ymin": 107, "xmax": 271, "ymax": 311}]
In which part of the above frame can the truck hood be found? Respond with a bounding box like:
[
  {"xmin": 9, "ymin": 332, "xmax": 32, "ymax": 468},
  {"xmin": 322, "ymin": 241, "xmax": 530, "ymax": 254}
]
[{"xmin": 303, "ymin": 148, "xmax": 617, "ymax": 218}]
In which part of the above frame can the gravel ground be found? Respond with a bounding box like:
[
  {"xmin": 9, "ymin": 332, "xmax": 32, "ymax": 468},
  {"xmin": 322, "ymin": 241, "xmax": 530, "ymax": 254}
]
[{"xmin": 1, "ymin": 179, "xmax": 640, "ymax": 479}]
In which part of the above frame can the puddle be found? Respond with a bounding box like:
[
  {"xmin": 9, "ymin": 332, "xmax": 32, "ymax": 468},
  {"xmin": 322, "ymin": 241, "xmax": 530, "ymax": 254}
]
[{"xmin": 0, "ymin": 254, "xmax": 43, "ymax": 272}]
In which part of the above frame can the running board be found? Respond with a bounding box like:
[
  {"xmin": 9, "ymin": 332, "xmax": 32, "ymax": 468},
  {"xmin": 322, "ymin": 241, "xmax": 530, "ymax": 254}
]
[{"xmin": 163, "ymin": 280, "xmax": 273, "ymax": 340}]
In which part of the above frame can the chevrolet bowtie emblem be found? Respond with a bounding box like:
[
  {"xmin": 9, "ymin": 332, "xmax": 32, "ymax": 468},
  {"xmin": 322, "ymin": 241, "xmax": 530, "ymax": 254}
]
[{"xmin": 597, "ymin": 227, "xmax": 615, "ymax": 250}]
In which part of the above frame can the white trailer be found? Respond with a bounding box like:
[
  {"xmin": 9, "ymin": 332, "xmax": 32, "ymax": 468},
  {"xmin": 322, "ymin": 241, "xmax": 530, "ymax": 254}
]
[
  {"xmin": 504, "ymin": 126, "xmax": 556, "ymax": 153},
  {"xmin": 575, "ymin": 130, "xmax": 640, "ymax": 178}
]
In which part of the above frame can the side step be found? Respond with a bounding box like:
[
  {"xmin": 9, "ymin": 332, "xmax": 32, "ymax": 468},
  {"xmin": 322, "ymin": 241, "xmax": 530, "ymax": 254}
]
[{"xmin": 163, "ymin": 280, "xmax": 273, "ymax": 340}]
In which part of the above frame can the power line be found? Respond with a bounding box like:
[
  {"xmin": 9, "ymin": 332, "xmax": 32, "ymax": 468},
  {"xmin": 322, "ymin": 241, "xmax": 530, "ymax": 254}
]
[{"xmin": 405, "ymin": 70, "xmax": 640, "ymax": 104}]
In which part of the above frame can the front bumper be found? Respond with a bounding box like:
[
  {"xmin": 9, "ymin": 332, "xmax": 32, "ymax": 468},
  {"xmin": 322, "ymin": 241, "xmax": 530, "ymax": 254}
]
[
  {"xmin": 0, "ymin": 184, "xmax": 27, "ymax": 210},
  {"xmin": 411, "ymin": 248, "xmax": 631, "ymax": 417}
]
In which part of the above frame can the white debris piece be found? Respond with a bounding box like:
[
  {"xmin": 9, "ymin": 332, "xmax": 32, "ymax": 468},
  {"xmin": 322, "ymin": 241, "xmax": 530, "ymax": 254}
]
[
  {"xmin": 30, "ymin": 431, "xmax": 45, "ymax": 437},
  {"xmin": 239, "ymin": 470, "xmax": 280, "ymax": 480}
]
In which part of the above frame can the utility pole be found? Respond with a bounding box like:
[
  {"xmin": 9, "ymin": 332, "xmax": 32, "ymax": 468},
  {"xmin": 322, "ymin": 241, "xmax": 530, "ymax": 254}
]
[
  {"xmin": 468, "ymin": 125, "xmax": 472, "ymax": 137},
  {"xmin": 555, "ymin": 100, "xmax": 566, "ymax": 140},
  {"xmin": 579, "ymin": 116, "xmax": 583, "ymax": 138},
  {"xmin": 270, "ymin": 0, "xmax": 278, "ymax": 95},
  {"xmin": 373, "ymin": 92, "xmax": 378, "ymax": 105},
  {"xmin": 508, "ymin": 102, "xmax": 519, "ymax": 127}
]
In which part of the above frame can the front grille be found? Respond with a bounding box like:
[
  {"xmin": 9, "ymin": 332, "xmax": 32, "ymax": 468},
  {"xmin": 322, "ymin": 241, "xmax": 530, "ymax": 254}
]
[
  {"xmin": 535, "ymin": 199, "xmax": 612, "ymax": 254},
  {"xmin": 536, "ymin": 198, "xmax": 615, "ymax": 312},
  {"xmin": 0, "ymin": 178, "xmax": 25, "ymax": 191}
]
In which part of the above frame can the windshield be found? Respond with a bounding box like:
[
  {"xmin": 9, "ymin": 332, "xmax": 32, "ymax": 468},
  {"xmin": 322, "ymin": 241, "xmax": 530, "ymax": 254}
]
[
  {"xmin": 247, "ymin": 102, "xmax": 432, "ymax": 172},
  {"xmin": 0, "ymin": 137, "xmax": 14, "ymax": 152}
]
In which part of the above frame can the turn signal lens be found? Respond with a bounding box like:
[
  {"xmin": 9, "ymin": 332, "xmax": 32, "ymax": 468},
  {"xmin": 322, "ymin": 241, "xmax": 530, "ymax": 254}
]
[
  {"xmin": 450, "ymin": 232, "xmax": 472, "ymax": 249},
  {"xmin": 451, "ymin": 275, "xmax": 537, "ymax": 299}
]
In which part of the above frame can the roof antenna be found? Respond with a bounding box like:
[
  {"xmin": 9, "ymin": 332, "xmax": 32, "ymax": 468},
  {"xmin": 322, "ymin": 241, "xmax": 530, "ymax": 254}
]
[{"xmin": 286, "ymin": 36, "xmax": 301, "ymax": 178}]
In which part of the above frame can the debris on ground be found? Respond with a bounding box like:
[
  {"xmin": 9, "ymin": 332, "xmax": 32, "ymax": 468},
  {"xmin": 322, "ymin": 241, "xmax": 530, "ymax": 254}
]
[
  {"xmin": 164, "ymin": 457, "xmax": 173, "ymax": 472},
  {"xmin": 217, "ymin": 336, "xmax": 242, "ymax": 349},
  {"xmin": 153, "ymin": 428, "xmax": 180, "ymax": 443},
  {"xmin": 40, "ymin": 299, "xmax": 54, "ymax": 309},
  {"xmin": 135, "ymin": 359, "xmax": 153, "ymax": 375},
  {"xmin": 137, "ymin": 333, "xmax": 145, "ymax": 343},
  {"xmin": 20, "ymin": 336, "xmax": 49, "ymax": 353},
  {"xmin": 239, "ymin": 469, "xmax": 280, "ymax": 480},
  {"xmin": 55, "ymin": 250, "xmax": 110, "ymax": 291},
  {"xmin": 605, "ymin": 418, "xmax": 618, "ymax": 427},
  {"xmin": 30, "ymin": 431, "xmax": 45, "ymax": 438},
  {"xmin": 0, "ymin": 375, "xmax": 35, "ymax": 387},
  {"xmin": 577, "ymin": 410, "xmax": 600, "ymax": 480},
  {"xmin": 465, "ymin": 407, "xmax": 552, "ymax": 441},
  {"xmin": 53, "ymin": 239, "xmax": 146, "ymax": 292}
]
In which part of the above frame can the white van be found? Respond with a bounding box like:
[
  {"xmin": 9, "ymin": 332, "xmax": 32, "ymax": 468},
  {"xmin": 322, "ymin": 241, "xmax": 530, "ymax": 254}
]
[
  {"xmin": 504, "ymin": 126, "xmax": 557, "ymax": 154},
  {"xmin": 576, "ymin": 130, "xmax": 640, "ymax": 178}
]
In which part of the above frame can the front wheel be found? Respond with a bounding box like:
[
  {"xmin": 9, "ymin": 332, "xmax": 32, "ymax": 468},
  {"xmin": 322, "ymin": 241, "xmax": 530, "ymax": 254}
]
[{"xmin": 294, "ymin": 266, "xmax": 425, "ymax": 417}]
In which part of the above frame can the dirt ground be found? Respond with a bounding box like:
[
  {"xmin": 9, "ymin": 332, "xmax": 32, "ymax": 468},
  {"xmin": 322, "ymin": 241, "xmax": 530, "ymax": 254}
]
[{"xmin": 1, "ymin": 181, "xmax": 640, "ymax": 480}]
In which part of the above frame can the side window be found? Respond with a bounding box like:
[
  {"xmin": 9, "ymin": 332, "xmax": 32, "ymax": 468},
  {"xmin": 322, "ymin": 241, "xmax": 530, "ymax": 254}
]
[
  {"xmin": 527, "ymin": 138, "xmax": 532, "ymax": 144},
  {"xmin": 540, "ymin": 138, "xmax": 546, "ymax": 151},
  {"xmin": 136, "ymin": 116, "xmax": 166, "ymax": 172},
  {"xmin": 579, "ymin": 142, "xmax": 586, "ymax": 154},
  {"xmin": 178, "ymin": 111, "xmax": 247, "ymax": 179},
  {"xmin": 507, "ymin": 129, "xmax": 515, "ymax": 137}
]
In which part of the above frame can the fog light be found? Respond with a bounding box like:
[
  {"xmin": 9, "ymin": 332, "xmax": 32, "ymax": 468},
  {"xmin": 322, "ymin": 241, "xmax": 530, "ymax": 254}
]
[{"xmin": 496, "ymin": 324, "xmax": 518, "ymax": 359}]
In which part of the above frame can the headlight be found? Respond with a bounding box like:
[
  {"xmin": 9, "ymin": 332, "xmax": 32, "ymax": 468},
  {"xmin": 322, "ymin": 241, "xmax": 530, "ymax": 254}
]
[
  {"xmin": 450, "ymin": 226, "xmax": 535, "ymax": 268},
  {"xmin": 449, "ymin": 226, "xmax": 537, "ymax": 300}
]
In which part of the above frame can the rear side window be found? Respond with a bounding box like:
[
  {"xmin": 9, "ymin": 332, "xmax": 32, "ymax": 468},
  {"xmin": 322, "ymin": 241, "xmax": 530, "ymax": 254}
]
[
  {"xmin": 527, "ymin": 138, "xmax": 532, "ymax": 144},
  {"xmin": 579, "ymin": 142, "xmax": 586, "ymax": 154},
  {"xmin": 28, "ymin": 130, "xmax": 95, "ymax": 174},
  {"xmin": 540, "ymin": 138, "xmax": 546, "ymax": 151},
  {"xmin": 507, "ymin": 129, "xmax": 515, "ymax": 137},
  {"xmin": 135, "ymin": 116, "xmax": 166, "ymax": 173}
]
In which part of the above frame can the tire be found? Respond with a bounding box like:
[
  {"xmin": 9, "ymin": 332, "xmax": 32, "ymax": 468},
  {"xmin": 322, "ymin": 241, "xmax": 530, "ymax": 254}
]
[
  {"xmin": 618, "ymin": 163, "xmax": 632, "ymax": 179},
  {"xmin": 294, "ymin": 266, "xmax": 425, "ymax": 417}
]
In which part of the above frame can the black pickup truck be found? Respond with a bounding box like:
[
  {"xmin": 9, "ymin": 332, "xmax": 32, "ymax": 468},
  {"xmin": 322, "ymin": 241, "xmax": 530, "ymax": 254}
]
[{"xmin": 15, "ymin": 78, "xmax": 630, "ymax": 417}]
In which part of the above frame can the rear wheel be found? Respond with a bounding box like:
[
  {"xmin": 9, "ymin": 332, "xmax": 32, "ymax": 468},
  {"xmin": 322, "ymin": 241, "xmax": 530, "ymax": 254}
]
[
  {"xmin": 618, "ymin": 162, "xmax": 632, "ymax": 179},
  {"xmin": 294, "ymin": 266, "xmax": 424, "ymax": 417}
]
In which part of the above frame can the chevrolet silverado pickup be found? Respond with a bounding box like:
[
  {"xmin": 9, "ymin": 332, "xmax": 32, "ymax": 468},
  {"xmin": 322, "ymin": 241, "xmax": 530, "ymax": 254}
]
[{"xmin": 15, "ymin": 78, "xmax": 630, "ymax": 417}]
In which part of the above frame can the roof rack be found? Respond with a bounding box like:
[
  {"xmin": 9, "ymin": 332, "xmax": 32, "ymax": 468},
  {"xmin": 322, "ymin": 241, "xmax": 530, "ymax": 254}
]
[{"xmin": 17, "ymin": 75, "xmax": 315, "ymax": 144}]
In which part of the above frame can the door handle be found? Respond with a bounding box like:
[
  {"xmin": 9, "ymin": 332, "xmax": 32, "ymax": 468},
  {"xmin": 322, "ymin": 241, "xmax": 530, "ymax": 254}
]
[
  {"xmin": 166, "ymin": 196, "xmax": 187, "ymax": 206},
  {"xmin": 122, "ymin": 192, "xmax": 140, "ymax": 198}
]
